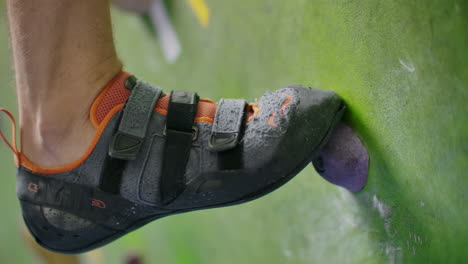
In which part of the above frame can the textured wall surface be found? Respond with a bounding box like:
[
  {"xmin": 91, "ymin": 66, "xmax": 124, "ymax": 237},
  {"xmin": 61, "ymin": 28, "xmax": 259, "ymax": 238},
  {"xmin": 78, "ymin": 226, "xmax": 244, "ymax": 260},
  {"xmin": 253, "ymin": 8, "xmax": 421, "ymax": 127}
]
[{"xmin": 0, "ymin": 1, "xmax": 467, "ymax": 263}]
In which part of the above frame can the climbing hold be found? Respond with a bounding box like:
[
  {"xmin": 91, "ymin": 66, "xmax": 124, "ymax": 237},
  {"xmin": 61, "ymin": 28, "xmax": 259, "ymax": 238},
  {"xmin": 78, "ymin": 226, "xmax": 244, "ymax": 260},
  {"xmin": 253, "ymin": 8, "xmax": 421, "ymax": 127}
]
[{"xmin": 312, "ymin": 123, "xmax": 369, "ymax": 192}]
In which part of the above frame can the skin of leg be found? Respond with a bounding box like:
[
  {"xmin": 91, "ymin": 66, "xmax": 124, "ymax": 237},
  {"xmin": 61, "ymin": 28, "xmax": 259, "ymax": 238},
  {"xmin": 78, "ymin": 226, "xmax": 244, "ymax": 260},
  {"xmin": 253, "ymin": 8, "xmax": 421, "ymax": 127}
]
[{"xmin": 6, "ymin": 0, "xmax": 122, "ymax": 167}]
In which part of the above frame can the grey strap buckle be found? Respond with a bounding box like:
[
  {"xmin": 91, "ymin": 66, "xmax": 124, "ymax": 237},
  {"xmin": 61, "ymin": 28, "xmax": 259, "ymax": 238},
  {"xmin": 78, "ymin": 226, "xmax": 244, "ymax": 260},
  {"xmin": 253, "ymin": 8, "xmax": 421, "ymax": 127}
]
[
  {"xmin": 109, "ymin": 78, "xmax": 162, "ymax": 160},
  {"xmin": 208, "ymin": 99, "xmax": 247, "ymax": 152}
]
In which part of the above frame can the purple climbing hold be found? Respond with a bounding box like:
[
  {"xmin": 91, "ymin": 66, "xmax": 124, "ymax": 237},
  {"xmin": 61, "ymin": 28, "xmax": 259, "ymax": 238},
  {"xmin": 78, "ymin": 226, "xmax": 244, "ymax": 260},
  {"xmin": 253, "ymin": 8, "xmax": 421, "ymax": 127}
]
[{"xmin": 313, "ymin": 123, "xmax": 369, "ymax": 192}]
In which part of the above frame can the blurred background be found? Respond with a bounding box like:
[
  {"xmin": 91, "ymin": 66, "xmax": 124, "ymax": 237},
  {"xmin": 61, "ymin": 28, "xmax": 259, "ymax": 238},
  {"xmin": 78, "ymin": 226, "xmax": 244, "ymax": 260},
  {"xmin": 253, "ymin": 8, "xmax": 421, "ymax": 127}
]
[{"xmin": 0, "ymin": 0, "xmax": 467, "ymax": 263}]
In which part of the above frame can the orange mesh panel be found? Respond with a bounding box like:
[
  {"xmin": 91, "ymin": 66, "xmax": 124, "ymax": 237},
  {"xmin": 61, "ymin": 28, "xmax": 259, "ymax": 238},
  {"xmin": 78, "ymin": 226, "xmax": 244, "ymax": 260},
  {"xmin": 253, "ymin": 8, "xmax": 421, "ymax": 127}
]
[
  {"xmin": 197, "ymin": 100, "xmax": 217, "ymax": 118},
  {"xmin": 155, "ymin": 95, "xmax": 170, "ymax": 110},
  {"xmin": 154, "ymin": 96, "xmax": 216, "ymax": 119},
  {"xmin": 94, "ymin": 73, "xmax": 218, "ymax": 124},
  {"xmin": 95, "ymin": 72, "xmax": 131, "ymax": 124}
]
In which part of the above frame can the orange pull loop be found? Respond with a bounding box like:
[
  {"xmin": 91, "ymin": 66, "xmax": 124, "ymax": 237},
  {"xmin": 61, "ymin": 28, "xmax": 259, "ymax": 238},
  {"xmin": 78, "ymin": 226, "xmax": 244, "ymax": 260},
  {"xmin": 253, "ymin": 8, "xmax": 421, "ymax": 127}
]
[{"xmin": 0, "ymin": 108, "xmax": 20, "ymax": 161}]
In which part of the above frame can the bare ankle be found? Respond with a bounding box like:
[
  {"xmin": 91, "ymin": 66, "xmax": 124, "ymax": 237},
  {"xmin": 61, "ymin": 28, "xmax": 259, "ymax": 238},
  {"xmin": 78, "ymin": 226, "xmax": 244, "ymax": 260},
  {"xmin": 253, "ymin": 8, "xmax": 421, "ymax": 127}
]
[
  {"xmin": 7, "ymin": 0, "xmax": 123, "ymax": 168},
  {"xmin": 19, "ymin": 64, "xmax": 122, "ymax": 168},
  {"xmin": 21, "ymin": 111, "xmax": 97, "ymax": 168}
]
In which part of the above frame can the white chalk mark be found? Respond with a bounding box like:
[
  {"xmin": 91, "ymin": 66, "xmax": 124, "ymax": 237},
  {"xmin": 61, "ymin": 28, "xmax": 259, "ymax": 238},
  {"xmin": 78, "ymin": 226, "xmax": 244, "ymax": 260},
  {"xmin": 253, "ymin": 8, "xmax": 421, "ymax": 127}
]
[
  {"xmin": 149, "ymin": 0, "xmax": 182, "ymax": 63},
  {"xmin": 369, "ymin": 194, "xmax": 405, "ymax": 263},
  {"xmin": 385, "ymin": 246, "xmax": 402, "ymax": 264},
  {"xmin": 399, "ymin": 58, "xmax": 415, "ymax": 73},
  {"xmin": 372, "ymin": 195, "xmax": 390, "ymax": 219}
]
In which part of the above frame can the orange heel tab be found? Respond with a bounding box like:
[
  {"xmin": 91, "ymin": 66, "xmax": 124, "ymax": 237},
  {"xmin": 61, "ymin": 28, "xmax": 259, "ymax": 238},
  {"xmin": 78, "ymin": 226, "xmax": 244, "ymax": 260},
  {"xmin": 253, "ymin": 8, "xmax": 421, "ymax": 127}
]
[{"xmin": 0, "ymin": 108, "xmax": 20, "ymax": 166}]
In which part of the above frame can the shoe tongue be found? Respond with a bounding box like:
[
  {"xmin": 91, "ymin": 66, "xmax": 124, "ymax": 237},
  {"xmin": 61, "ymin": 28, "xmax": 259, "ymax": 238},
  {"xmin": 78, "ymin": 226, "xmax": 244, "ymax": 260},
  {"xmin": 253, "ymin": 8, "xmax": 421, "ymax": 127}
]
[{"xmin": 90, "ymin": 72, "xmax": 219, "ymax": 128}]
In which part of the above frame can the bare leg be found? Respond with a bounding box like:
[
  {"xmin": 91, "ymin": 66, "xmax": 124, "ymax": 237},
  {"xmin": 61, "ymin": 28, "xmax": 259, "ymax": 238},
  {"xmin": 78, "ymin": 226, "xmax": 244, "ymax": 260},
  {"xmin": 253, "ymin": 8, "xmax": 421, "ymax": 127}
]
[{"xmin": 6, "ymin": 0, "xmax": 122, "ymax": 167}]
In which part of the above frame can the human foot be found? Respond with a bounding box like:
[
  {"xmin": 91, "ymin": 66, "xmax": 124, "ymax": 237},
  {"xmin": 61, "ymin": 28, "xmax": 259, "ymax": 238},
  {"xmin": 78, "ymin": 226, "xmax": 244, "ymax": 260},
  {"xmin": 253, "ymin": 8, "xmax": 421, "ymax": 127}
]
[{"xmin": 5, "ymin": 73, "xmax": 345, "ymax": 253}]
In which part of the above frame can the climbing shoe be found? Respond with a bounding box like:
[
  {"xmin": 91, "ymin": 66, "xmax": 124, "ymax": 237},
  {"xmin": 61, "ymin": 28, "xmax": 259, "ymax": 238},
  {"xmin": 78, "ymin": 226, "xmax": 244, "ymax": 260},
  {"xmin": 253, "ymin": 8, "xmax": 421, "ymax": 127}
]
[{"xmin": 1, "ymin": 72, "xmax": 345, "ymax": 253}]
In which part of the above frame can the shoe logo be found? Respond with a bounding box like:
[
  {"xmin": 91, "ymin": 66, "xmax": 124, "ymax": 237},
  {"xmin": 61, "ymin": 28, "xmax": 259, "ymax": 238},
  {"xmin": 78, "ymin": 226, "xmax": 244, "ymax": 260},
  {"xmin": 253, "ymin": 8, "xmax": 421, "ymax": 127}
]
[
  {"xmin": 27, "ymin": 183, "xmax": 39, "ymax": 193},
  {"xmin": 268, "ymin": 111, "xmax": 279, "ymax": 127},
  {"xmin": 281, "ymin": 93, "xmax": 292, "ymax": 115},
  {"xmin": 90, "ymin": 198, "xmax": 107, "ymax": 209},
  {"xmin": 268, "ymin": 93, "xmax": 293, "ymax": 128}
]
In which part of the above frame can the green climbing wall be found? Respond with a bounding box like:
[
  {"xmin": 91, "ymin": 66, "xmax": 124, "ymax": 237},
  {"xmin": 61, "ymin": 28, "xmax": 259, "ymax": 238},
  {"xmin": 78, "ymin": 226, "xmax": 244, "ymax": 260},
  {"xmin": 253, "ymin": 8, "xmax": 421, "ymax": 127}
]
[{"xmin": 0, "ymin": 0, "xmax": 467, "ymax": 263}]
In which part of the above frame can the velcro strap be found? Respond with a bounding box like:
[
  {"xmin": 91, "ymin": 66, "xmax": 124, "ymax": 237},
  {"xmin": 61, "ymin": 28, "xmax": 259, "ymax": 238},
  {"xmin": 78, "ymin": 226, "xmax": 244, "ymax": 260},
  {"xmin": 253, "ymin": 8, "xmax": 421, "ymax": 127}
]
[
  {"xmin": 208, "ymin": 99, "xmax": 247, "ymax": 152},
  {"xmin": 17, "ymin": 171, "xmax": 157, "ymax": 230},
  {"xmin": 109, "ymin": 80, "xmax": 162, "ymax": 160},
  {"xmin": 160, "ymin": 91, "xmax": 199, "ymax": 204}
]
